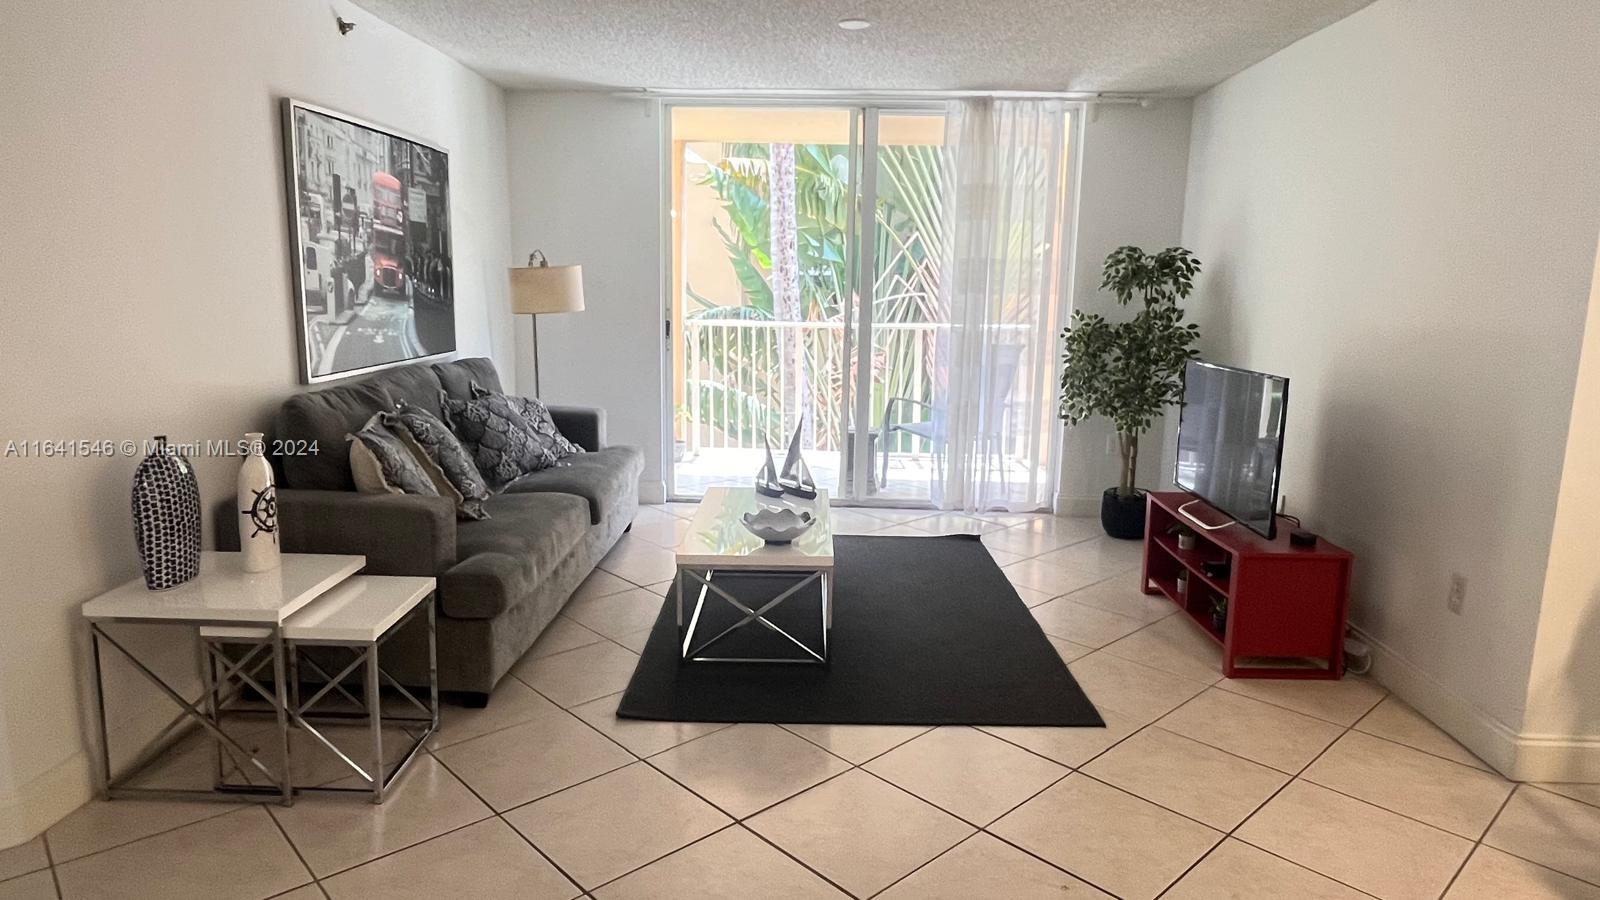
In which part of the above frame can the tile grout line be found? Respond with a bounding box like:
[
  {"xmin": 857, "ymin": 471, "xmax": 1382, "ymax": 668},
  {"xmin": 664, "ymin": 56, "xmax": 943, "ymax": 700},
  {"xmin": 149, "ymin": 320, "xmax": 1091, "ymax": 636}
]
[
  {"xmin": 1346, "ymin": 721, "xmax": 1499, "ymax": 775},
  {"xmin": 421, "ymin": 746, "xmax": 590, "ymax": 897},
  {"xmin": 1438, "ymin": 786, "xmax": 1521, "ymax": 898},
  {"xmin": 441, "ymin": 666, "xmax": 1594, "ymax": 900},
  {"xmin": 40, "ymin": 799, "xmax": 249, "ymax": 872},
  {"xmin": 856, "ymin": 762, "xmax": 1119, "ymax": 897},
  {"xmin": 262, "ymin": 803, "xmax": 325, "ymax": 895},
  {"xmin": 1149, "ymin": 708, "xmax": 1375, "ymax": 899},
  {"xmin": 861, "ymin": 832, "xmax": 976, "ymax": 900},
  {"xmin": 772, "ymin": 722, "xmax": 931, "ymax": 766},
  {"xmin": 577, "ymin": 823, "xmax": 745, "ymax": 896},
  {"xmin": 620, "ymin": 738, "xmax": 868, "ymax": 897},
  {"xmin": 11, "ymin": 516, "xmax": 1104, "ymax": 897},
  {"xmin": 57, "ymin": 512, "xmax": 1585, "ymax": 898},
  {"xmin": 1462, "ymin": 783, "xmax": 1600, "ymax": 893},
  {"xmin": 561, "ymin": 713, "xmax": 991, "ymax": 898},
  {"xmin": 737, "ymin": 822, "xmax": 867, "ymax": 900},
  {"xmin": 308, "ymin": 808, "xmax": 495, "ymax": 885},
  {"xmin": 40, "ymin": 831, "xmax": 62, "ymax": 900},
  {"xmin": 1525, "ymin": 781, "xmax": 1600, "ymax": 812}
]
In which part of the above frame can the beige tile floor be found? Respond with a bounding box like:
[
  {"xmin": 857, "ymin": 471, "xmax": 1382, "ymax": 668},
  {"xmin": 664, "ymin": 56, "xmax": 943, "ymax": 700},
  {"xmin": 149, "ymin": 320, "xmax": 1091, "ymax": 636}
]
[{"xmin": 8, "ymin": 505, "xmax": 1600, "ymax": 899}]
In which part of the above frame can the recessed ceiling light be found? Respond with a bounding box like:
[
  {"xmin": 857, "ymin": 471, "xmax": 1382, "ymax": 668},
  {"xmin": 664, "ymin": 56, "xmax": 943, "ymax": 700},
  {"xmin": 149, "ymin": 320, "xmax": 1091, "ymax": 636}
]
[{"xmin": 838, "ymin": 18, "xmax": 871, "ymax": 30}]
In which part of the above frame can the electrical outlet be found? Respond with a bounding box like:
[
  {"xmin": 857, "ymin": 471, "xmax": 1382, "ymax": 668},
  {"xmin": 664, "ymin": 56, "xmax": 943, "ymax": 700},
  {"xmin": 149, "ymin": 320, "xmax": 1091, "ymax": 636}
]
[{"xmin": 1447, "ymin": 574, "xmax": 1467, "ymax": 614}]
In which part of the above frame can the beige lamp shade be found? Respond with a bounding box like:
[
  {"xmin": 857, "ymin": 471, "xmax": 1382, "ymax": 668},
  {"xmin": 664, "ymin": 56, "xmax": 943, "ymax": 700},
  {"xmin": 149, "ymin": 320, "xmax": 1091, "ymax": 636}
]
[{"xmin": 509, "ymin": 262, "xmax": 585, "ymax": 315}]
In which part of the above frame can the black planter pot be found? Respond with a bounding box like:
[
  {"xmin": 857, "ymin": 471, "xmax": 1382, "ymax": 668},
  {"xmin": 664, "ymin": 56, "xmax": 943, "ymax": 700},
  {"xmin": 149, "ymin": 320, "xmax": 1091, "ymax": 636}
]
[{"xmin": 1100, "ymin": 487, "xmax": 1147, "ymax": 540}]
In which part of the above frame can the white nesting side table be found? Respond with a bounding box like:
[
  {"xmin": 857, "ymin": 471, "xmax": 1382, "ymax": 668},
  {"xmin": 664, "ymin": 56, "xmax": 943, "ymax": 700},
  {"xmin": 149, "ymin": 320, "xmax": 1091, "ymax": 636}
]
[
  {"xmin": 81, "ymin": 552, "xmax": 365, "ymax": 805},
  {"xmin": 200, "ymin": 574, "xmax": 439, "ymax": 804}
]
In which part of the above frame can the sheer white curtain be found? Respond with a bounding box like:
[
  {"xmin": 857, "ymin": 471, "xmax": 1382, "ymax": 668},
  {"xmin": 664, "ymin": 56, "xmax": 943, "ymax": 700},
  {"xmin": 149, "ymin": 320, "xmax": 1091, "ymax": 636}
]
[{"xmin": 931, "ymin": 99, "xmax": 1072, "ymax": 512}]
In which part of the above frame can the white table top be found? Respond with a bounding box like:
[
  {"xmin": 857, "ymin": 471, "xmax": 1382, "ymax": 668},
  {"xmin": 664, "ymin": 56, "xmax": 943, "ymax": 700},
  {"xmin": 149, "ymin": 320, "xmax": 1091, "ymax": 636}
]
[
  {"xmin": 200, "ymin": 575, "xmax": 436, "ymax": 643},
  {"xmin": 676, "ymin": 487, "xmax": 834, "ymax": 570},
  {"xmin": 282, "ymin": 575, "xmax": 435, "ymax": 642},
  {"xmin": 81, "ymin": 552, "xmax": 366, "ymax": 624}
]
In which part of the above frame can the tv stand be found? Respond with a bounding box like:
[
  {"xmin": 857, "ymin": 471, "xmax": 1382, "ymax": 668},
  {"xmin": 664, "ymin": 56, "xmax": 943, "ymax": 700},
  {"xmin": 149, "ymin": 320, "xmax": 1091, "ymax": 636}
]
[{"xmin": 1142, "ymin": 491, "xmax": 1353, "ymax": 679}]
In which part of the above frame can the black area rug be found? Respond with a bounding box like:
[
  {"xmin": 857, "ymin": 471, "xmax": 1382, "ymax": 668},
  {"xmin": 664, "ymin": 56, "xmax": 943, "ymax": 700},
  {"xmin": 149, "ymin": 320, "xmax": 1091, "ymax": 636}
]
[{"xmin": 616, "ymin": 534, "xmax": 1104, "ymax": 727}]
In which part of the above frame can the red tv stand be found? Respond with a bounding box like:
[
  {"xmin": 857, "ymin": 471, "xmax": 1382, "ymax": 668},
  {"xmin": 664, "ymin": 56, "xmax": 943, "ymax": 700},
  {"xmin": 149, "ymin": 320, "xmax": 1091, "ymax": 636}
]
[{"xmin": 1141, "ymin": 491, "xmax": 1353, "ymax": 679}]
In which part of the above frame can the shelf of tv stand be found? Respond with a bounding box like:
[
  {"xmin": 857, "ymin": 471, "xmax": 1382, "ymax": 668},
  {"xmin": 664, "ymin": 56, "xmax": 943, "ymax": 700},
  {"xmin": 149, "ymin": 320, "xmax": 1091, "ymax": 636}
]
[
  {"xmin": 1149, "ymin": 532, "xmax": 1230, "ymax": 595},
  {"xmin": 1141, "ymin": 491, "xmax": 1354, "ymax": 679},
  {"xmin": 1146, "ymin": 569, "xmax": 1225, "ymax": 643}
]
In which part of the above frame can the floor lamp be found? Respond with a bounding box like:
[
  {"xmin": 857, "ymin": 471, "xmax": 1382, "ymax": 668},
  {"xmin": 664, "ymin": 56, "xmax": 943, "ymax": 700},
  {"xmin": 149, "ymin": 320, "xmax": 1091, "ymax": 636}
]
[{"xmin": 509, "ymin": 250, "xmax": 585, "ymax": 397}]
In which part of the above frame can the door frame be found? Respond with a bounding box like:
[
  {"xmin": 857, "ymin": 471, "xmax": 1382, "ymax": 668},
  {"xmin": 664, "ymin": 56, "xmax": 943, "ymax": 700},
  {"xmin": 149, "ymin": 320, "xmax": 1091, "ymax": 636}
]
[{"xmin": 658, "ymin": 99, "xmax": 1074, "ymax": 510}]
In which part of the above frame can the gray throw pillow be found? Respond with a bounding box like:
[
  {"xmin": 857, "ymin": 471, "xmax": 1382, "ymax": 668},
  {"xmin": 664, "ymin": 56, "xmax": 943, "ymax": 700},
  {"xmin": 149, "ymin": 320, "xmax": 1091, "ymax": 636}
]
[
  {"xmin": 393, "ymin": 400, "xmax": 491, "ymax": 520},
  {"xmin": 441, "ymin": 389, "xmax": 561, "ymax": 490},
  {"xmin": 346, "ymin": 413, "xmax": 439, "ymax": 498},
  {"xmin": 470, "ymin": 382, "xmax": 583, "ymax": 461}
]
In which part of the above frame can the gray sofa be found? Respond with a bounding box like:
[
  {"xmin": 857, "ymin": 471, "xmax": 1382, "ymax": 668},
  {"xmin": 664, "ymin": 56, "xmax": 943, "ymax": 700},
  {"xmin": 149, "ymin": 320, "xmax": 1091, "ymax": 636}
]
[{"xmin": 230, "ymin": 357, "xmax": 642, "ymax": 705}]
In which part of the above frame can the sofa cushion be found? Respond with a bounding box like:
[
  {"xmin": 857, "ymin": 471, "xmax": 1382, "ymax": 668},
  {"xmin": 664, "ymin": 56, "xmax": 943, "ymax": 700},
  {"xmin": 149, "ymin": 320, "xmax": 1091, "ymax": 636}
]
[
  {"xmin": 367, "ymin": 364, "xmax": 451, "ymax": 418},
  {"xmin": 439, "ymin": 491, "xmax": 590, "ymax": 619},
  {"xmin": 393, "ymin": 400, "xmax": 492, "ymax": 520},
  {"xmin": 502, "ymin": 446, "xmax": 643, "ymax": 525},
  {"xmin": 278, "ymin": 365, "xmax": 446, "ymax": 490},
  {"xmin": 434, "ymin": 357, "xmax": 504, "ymax": 401},
  {"xmin": 442, "ymin": 388, "xmax": 571, "ymax": 490},
  {"xmin": 348, "ymin": 412, "xmax": 441, "ymax": 497},
  {"xmin": 473, "ymin": 383, "xmax": 583, "ymax": 462},
  {"xmin": 280, "ymin": 382, "xmax": 395, "ymax": 490}
]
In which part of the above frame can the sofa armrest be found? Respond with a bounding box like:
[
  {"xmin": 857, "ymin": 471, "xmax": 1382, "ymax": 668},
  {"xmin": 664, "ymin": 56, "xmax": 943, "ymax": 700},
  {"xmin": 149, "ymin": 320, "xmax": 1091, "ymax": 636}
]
[
  {"xmin": 276, "ymin": 489, "xmax": 457, "ymax": 576},
  {"xmin": 548, "ymin": 405, "xmax": 606, "ymax": 451}
]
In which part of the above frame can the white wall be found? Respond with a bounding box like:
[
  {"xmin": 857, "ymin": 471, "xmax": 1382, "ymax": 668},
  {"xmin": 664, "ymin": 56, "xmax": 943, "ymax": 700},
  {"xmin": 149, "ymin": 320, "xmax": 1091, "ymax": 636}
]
[
  {"xmin": 1523, "ymin": 235, "xmax": 1600, "ymax": 781},
  {"xmin": 1058, "ymin": 101, "xmax": 1193, "ymax": 514},
  {"xmin": 1179, "ymin": 0, "xmax": 1600, "ymax": 773},
  {"xmin": 502, "ymin": 94, "xmax": 1193, "ymax": 510},
  {"xmin": 0, "ymin": 0, "xmax": 513, "ymax": 845},
  {"xmin": 504, "ymin": 93, "xmax": 668, "ymax": 502}
]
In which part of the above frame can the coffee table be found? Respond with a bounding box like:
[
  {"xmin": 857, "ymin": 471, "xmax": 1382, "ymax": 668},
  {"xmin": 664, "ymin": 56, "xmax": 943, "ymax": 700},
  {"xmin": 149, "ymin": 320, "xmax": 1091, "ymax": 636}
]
[{"xmin": 675, "ymin": 487, "xmax": 834, "ymax": 664}]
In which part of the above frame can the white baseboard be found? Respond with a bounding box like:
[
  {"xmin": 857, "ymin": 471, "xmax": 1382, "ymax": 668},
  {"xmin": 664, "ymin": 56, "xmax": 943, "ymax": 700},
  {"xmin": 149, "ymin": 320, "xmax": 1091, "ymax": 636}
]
[
  {"xmin": 638, "ymin": 478, "xmax": 666, "ymax": 505},
  {"xmin": 3, "ymin": 660, "xmax": 203, "ymax": 848},
  {"xmin": 1512, "ymin": 731, "xmax": 1600, "ymax": 784},
  {"xmin": 1055, "ymin": 494, "xmax": 1099, "ymax": 517},
  {"xmin": 1352, "ymin": 624, "xmax": 1521, "ymax": 775},
  {"xmin": 1, "ymin": 750, "xmax": 92, "ymax": 850},
  {"xmin": 1353, "ymin": 624, "xmax": 1600, "ymax": 783}
]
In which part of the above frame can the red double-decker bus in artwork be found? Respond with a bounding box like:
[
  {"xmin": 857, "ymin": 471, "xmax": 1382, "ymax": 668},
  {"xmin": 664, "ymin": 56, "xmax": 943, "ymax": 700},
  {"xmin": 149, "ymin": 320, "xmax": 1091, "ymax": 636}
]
[{"xmin": 370, "ymin": 172, "xmax": 406, "ymax": 295}]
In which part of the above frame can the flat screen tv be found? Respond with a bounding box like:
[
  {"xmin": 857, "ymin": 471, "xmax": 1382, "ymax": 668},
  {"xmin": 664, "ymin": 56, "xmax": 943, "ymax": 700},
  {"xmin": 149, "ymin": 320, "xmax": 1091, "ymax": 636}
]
[{"xmin": 1174, "ymin": 360, "xmax": 1290, "ymax": 539}]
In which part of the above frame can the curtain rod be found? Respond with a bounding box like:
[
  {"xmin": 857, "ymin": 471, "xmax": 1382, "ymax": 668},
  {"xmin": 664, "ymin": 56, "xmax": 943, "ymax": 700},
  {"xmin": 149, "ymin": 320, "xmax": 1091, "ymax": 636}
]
[{"xmin": 612, "ymin": 87, "xmax": 1157, "ymax": 105}]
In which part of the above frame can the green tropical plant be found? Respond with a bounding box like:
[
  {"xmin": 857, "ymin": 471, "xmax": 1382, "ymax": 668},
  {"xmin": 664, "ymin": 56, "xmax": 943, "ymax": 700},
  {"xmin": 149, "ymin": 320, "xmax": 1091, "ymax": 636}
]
[
  {"xmin": 685, "ymin": 141, "xmax": 947, "ymax": 452},
  {"xmin": 1058, "ymin": 245, "xmax": 1202, "ymax": 497}
]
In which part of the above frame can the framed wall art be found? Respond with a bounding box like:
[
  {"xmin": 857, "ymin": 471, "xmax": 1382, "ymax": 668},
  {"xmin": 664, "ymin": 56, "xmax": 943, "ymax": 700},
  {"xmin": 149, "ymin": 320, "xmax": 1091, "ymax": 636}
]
[{"xmin": 283, "ymin": 99, "xmax": 455, "ymax": 383}]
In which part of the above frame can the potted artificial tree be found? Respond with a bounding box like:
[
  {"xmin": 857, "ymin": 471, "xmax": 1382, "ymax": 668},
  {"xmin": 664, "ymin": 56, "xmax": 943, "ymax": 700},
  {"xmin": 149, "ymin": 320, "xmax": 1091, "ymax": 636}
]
[{"xmin": 1059, "ymin": 245, "xmax": 1201, "ymax": 539}]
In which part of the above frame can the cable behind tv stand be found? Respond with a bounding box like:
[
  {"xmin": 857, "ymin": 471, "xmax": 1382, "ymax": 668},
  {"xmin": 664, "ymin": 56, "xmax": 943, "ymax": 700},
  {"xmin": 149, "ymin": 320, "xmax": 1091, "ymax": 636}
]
[{"xmin": 1142, "ymin": 491, "xmax": 1353, "ymax": 679}]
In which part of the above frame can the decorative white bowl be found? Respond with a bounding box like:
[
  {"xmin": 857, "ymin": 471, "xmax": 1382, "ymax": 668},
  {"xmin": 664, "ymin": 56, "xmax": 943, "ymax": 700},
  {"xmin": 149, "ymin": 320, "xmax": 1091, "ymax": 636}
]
[{"xmin": 741, "ymin": 507, "xmax": 816, "ymax": 544}]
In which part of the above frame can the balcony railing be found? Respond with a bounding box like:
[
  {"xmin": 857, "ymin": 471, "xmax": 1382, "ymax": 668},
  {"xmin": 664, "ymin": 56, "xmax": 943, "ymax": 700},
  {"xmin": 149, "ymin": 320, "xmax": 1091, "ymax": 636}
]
[{"xmin": 681, "ymin": 318, "xmax": 939, "ymax": 455}]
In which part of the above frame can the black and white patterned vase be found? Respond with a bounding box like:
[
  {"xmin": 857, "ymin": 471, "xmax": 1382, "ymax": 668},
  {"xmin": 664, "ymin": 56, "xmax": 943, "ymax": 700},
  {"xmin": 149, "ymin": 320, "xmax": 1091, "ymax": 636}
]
[{"xmin": 131, "ymin": 435, "xmax": 202, "ymax": 591}]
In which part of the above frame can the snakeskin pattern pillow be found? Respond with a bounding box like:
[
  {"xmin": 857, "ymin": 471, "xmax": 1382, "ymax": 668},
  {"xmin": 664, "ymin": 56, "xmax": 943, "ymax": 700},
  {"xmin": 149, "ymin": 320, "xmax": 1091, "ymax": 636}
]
[
  {"xmin": 393, "ymin": 400, "xmax": 492, "ymax": 520},
  {"xmin": 346, "ymin": 413, "xmax": 440, "ymax": 497},
  {"xmin": 441, "ymin": 388, "xmax": 563, "ymax": 490},
  {"xmin": 470, "ymin": 383, "xmax": 583, "ymax": 461}
]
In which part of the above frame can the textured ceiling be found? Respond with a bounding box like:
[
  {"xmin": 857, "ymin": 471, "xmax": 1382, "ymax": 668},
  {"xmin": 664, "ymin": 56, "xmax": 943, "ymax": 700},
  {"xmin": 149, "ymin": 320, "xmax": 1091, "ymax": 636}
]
[{"xmin": 351, "ymin": 0, "xmax": 1375, "ymax": 94}]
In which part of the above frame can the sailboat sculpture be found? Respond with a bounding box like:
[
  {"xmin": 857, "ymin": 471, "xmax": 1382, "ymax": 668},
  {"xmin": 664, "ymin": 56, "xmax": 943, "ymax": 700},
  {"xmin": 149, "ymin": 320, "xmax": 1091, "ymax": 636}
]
[
  {"xmin": 778, "ymin": 423, "xmax": 818, "ymax": 499},
  {"xmin": 754, "ymin": 441, "xmax": 786, "ymax": 498}
]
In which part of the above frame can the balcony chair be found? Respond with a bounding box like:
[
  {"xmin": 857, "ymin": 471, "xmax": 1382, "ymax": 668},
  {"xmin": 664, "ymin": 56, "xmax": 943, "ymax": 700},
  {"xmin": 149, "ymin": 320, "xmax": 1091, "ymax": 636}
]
[{"xmin": 879, "ymin": 342, "xmax": 1025, "ymax": 489}]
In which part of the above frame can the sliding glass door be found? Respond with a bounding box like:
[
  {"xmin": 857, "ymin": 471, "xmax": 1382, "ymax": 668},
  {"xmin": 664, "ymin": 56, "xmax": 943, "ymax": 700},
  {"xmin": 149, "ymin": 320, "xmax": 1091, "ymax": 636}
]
[
  {"xmin": 669, "ymin": 106, "xmax": 860, "ymax": 499},
  {"xmin": 667, "ymin": 102, "xmax": 1070, "ymax": 508}
]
